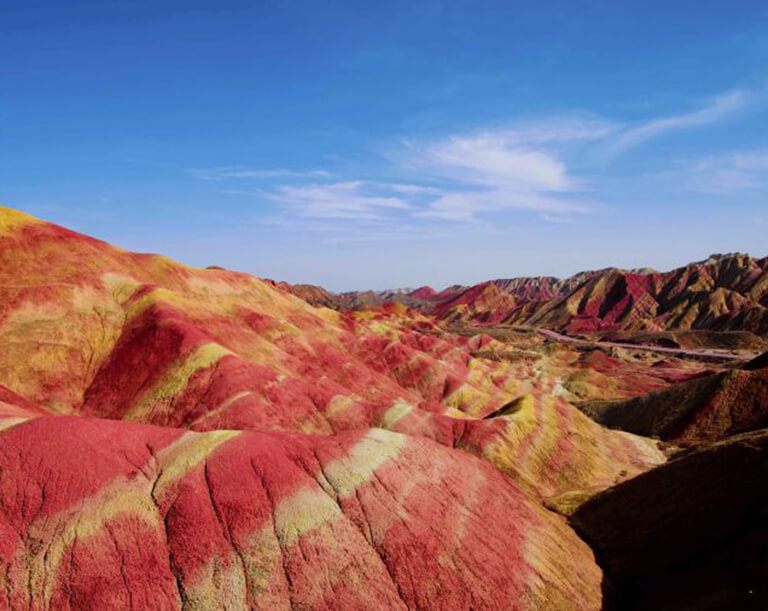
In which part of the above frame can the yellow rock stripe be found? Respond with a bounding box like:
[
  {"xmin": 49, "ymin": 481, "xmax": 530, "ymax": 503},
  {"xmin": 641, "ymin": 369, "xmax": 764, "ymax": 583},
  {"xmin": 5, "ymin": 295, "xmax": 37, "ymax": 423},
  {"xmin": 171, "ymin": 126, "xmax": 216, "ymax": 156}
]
[
  {"xmin": 124, "ymin": 342, "xmax": 233, "ymax": 421},
  {"xmin": 379, "ymin": 400, "xmax": 414, "ymax": 429},
  {"xmin": 322, "ymin": 428, "xmax": 407, "ymax": 498},
  {"xmin": 273, "ymin": 486, "xmax": 342, "ymax": 546},
  {"xmin": 0, "ymin": 206, "xmax": 41, "ymax": 236},
  {"xmin": 152, "ymin": 429, "xmax": 241, "ymax": 502},
  {"xmin": 26, "ymin": 477, "xmax": 162, "ymax": 606},
  {"xmin": 0, "ymin": 416, "xmax": 29, "ymax": 433}
]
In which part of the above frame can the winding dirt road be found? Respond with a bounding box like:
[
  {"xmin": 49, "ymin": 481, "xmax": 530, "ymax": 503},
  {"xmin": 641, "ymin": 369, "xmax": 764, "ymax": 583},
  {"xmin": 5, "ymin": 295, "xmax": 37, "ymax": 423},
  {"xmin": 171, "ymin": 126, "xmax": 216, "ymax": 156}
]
[{"xmin": 536, "ymin": 328, "xmax": 749, "ymax": 362}]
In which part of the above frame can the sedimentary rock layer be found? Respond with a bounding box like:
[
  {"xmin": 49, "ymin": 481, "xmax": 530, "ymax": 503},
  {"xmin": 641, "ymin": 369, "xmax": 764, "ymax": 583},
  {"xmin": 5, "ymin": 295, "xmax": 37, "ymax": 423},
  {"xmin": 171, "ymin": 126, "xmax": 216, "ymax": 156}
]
[{"xmin": 0, "ymin": 206, "xmax": 668, "ymax": 608}]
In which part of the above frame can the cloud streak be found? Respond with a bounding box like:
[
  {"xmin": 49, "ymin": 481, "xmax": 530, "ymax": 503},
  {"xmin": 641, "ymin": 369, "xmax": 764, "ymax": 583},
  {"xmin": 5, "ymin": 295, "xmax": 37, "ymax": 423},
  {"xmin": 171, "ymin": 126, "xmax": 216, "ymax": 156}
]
[
  {"xmin": 196, "ymin": 88, "xmax": 756, "ymax": 231},
  {"xmin": 191, "ymin": 167, "xmax": 333, "ymax": 180},
  {"xmin": 604, "ymin": 90, "xmax": 748, "ymax": 157},
  {"xmin": 266, "ymin": 181, "xmax": 413, "ymax": 220},
  {"xmin": 398, "ymin": 119, "xmax": 609, "ymax": 221},
  {"xmin": 686, "ymin": 149, "xmax": 768, "ymax": 194}
]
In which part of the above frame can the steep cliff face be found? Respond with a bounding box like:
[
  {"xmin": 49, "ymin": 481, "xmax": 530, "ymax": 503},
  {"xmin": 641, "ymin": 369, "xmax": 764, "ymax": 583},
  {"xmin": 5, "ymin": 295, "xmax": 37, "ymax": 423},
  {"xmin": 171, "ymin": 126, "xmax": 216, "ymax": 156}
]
[{"xmin": 0, "ymin": 206, "xmax": 667, "ymax": 609}]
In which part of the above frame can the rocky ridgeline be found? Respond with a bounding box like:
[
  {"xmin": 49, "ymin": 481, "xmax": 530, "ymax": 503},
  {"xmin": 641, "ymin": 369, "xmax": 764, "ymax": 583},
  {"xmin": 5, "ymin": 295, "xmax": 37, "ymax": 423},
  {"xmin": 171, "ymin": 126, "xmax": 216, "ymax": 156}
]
[{"xmin": 327, "ymin": 253, "xmax": 768, "ymax": 335}]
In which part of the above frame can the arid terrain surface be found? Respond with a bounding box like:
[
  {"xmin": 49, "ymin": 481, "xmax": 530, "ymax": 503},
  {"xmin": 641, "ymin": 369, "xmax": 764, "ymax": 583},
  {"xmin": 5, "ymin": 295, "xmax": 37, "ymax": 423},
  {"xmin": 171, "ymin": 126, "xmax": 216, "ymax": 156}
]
[
  {"xmin": 330, "ymin": 252, "xmax": 768, "ymax": 335},
  {"xmin": 0, "ymin": 205, "xmax": 766, "ymax": 609}
]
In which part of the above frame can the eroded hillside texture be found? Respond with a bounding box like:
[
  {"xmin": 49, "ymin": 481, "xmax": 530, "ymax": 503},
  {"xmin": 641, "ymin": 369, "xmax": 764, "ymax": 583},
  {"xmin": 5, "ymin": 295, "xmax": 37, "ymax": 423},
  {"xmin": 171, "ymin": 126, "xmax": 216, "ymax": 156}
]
[{"xmin": 0, "ymin": 206, "xmax": 766, "ymax": 610}]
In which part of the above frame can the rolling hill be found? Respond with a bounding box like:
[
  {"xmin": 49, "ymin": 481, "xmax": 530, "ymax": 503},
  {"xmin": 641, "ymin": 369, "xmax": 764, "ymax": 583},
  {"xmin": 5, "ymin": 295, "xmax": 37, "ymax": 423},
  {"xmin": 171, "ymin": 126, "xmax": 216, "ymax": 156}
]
[{"xmin": 0, "ymin": 206, "xmax": 666, "ymax": 609}]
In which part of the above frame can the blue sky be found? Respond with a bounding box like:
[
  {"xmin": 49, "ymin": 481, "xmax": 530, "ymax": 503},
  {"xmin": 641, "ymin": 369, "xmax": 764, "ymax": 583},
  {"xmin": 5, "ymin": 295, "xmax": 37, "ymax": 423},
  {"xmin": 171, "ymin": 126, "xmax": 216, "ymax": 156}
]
[{"xmin": 2, "ymin": 0, "xmax": 767, "ymax": 290}]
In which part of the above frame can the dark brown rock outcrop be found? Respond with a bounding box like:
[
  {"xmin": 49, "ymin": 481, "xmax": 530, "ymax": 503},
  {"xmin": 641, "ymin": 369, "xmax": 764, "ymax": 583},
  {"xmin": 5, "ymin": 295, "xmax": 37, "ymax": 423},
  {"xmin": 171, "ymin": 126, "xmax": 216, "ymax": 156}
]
[{"xmin": 571, "ymin": 429, "xmax": 768, "ymax": 610}]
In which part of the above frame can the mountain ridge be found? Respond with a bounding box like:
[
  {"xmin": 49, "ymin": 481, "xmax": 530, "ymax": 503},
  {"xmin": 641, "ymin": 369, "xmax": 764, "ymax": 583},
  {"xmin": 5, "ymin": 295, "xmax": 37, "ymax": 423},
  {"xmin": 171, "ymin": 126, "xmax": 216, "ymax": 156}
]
[{"xmin": 316, "ymin": 252, "xmax": 768, "ymax": 335}]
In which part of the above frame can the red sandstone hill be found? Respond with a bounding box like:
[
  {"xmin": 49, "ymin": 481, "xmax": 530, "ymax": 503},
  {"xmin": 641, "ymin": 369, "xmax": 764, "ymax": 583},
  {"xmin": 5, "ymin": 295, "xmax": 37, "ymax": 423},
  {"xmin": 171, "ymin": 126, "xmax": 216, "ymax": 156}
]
[
  {"xmin": 0, "ymin": 206, "xmax": 670, "ymax": 609},
  {"xmin": 407, "ymin": 285, "xmax": 440, "ymax": 301},
  {"xmin": 333, "ymin": 254, "xmax": 768, "ymax": 335},
  {"xmin": 580, "ymin": 353, "xmax": 768, "ymax": 444},
  {"xmin": 335, "ymin": 286, "xmax": 456, "ymax": 310},
  {"xmin": 286, "ymin": 283, "xmax": 341, "ymax": 309}
]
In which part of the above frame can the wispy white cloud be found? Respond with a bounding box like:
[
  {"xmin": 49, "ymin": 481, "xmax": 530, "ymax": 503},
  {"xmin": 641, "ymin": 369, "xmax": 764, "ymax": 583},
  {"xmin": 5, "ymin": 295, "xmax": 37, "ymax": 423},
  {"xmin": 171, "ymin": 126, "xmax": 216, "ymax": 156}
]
[
  {"xmin": 410, "ymin": 136, "xmax": 572, "ymax": 191},
  {"xmin": 603, "ymin": 90, "xmax": 749, "ymax": 157},
  {"xmin": 401, "ymin": 119, "xmax": 614, "ymax": 189},
  {"xmin": 685, "ymin": 149, "xmax": 768, "ymax": 194},
  {"xmin": 378, "ymin": 182, "xmax": 443, "ymax": 195},
  {"xmin": 399, "ymin": 118, "xmax": 608, "ymax": 221},
  {"xmin": 415, "ymin": 191, "xmax": 589, "ymax": 222},
  {"xmin": 540, "ymin": 213, "xmax": 576, "ymax": 224},
  {"xmin": 266, "ymin": 181, "xmax": 412, "ymax": 220},
  {"xmin": 206, "ymin": 119, "xmax": 608, "ymax": 225},
  {"xmin": 196, "ymin": 88, "xmax": 756, "ymax": 231},
  {"xmin": 190, "ymin": 167, "xmax": 333, "ymax": 180}
]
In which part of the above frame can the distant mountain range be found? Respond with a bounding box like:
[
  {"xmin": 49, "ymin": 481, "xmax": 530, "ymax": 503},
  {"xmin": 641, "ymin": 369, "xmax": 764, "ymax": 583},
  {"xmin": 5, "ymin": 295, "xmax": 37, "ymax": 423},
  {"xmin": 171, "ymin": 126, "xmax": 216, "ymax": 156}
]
[{"xmin": 294, "ymin": 253, "xmax": 768, "ymax": 335}]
